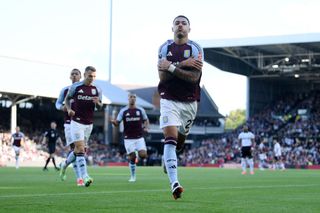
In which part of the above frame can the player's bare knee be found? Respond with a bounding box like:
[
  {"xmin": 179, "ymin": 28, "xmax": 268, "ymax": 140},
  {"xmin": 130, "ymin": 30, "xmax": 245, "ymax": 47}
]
[
  {"xmin": 163, "ymin": 126, "xmax": 178, "ymax": 139},
  {"xmin": 138, "ymin": 150, "xmax": 147, "ymax": 158},
  {"xmin": 74, "ymin": 142, "xmax": 85, "ymax": 154}
]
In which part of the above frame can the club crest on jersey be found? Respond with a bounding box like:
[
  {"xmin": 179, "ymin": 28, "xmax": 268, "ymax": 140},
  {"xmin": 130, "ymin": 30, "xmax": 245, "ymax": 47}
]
[
  {"xmin": 91, "ymin": 89, "xmax": 96, "ymax": 95},
  {"xmin": 184, "ymin": 50, "xmax": 191, "ymax": 58},
  {"xmin": 136, "ymin": 111, "xmax": 140, "ymax": 116}
]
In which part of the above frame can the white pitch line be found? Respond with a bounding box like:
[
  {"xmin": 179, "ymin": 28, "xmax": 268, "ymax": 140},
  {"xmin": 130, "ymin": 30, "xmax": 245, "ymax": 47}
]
[
  {"xmin": 0, "ymin": 184, "xmax": 319, "ymax": 199},
  {"xmin": 0, "ymin": 187, "xmax": 28, "ymax": 189}
]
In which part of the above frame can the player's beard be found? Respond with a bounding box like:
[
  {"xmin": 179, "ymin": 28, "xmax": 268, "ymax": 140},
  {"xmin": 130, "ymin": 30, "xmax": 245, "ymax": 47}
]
[{"xmin": 177, "ymin": 32, "xmax": 184, "ymax": 39}]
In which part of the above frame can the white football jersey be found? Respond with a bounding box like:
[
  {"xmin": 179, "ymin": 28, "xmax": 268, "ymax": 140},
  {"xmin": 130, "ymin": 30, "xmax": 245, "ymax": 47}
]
[
  {"xmin": 238, "ymin": 131, "xmax": 255, "ymax": 147},
  {"xmin": 274, "ymin": 142, "xmax": 282, "ymax": 156}
]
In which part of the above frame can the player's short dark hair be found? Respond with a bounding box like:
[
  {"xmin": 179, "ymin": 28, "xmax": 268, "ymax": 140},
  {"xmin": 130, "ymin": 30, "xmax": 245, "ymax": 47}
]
[
  {"xmin": 173, "ymin": 15, "xmax": 190, "ymax": 25},
  {"xmin": 71, "ymin": 68, "xmax": 81, "ymax": 75},
  {"xmin": 85, "ymin": 66, "xmax": 96, "ymax": 72}
]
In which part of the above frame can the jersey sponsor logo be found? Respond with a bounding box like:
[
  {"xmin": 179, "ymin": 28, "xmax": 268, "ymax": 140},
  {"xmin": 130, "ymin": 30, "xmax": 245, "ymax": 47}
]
[
  {"xmin": 125, "ymin": 117, "xmax": 141, "ymax": 122},
  {"xmin": 91, "ymin": 89, "xmax": 96, "ymax": 95},
  {"xmin": 184, "ymin": 50, "xmax": 190, "ymax": 58},
  {"xmin": 167, "ymin": 51, "xmax": 173, "ymax": 57},
  {"xmin": 77, "ymin": 95, "xmax": 94, "ymax": 100},
  {"xmin": 78, "ymin": 89, "xmax": 84, "ymax": 93}
]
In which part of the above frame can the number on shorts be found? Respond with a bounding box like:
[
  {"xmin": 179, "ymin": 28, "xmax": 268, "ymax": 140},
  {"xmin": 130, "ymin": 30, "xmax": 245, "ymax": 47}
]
[{"xmin": 185, "ymin": 119, "xmax": 194, "ymax": 132}]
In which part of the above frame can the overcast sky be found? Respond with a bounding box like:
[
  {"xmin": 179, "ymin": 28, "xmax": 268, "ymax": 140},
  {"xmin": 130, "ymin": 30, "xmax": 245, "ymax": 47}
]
[{"xmin": 0, "ymin": 0, "xmax": 319, "ymax": 115}]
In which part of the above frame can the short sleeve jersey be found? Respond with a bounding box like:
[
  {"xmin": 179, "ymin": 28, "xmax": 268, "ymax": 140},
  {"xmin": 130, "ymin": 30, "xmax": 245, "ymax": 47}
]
[
  {"xmin": 158, "ymin": 39, "xmax": 204, "ymax": 102},
  {"xmin": 12, "ymin": 132, "xmax": 25, "ymax": 147},
  {"xmin": 116, "ymin": 106, "xmax": 148, "ymax": 139},
  {"xmin": 67, "ymin": 81, "xmax": 102, "ymax": 125},
  {"xmin": 238, "ymin": 131, "xmax": 255, "ymax": 147},
  {"xmin": 44, "ymin": 129, "xmax": 59, "ymax": 145},
  {"xmin": 274, "ymin": 142, "xmax": 282, "ymax": 156}
]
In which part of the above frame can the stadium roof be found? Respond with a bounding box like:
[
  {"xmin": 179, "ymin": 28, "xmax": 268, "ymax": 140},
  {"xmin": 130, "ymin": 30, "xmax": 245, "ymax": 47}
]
[
  {"xmin": 0, "ymin": 78, "xmax": 154, "ymax": 109},
  {"xmin": 199, "ymin": 33, "xmax": 320, "ymax": 81},
  {"xmin": 94, "ymin": 80, "xmax": 154, "ymax": 109}
]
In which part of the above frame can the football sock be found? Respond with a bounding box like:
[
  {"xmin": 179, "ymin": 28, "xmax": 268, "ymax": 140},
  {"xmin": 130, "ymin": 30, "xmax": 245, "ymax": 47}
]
[
  {"xmin": 15, "ymin": 156, "xmax": 19, "ymax": 168},
  {"xmin": 241, "ymin": 158, "xmax": 247, "ymax": 172},
  {"xmin": 164, "ymin": 138, "xmax": 178, "ymax": 184},
  {"xmin": 72, "ymin": 163, "xmax": 81, "ymax": 179},
  {"xmin": 76, "ymin": 153, "xmax": 88, "ymax": 178},
  {"xmin": 66, "ymin": 151, "xmax": 76, "ymax": 166},
  {"xmin": 129, "ymin": 160, "xmax": 136, "ymax": 178},
  {"xmin": 248, "ymin": 158, "xmax": 254, "ymax": 172}
]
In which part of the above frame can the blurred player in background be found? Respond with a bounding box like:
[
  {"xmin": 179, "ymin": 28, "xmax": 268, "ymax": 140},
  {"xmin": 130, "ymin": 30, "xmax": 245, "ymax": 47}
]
[
  {"xmin": 10, "ymin": 126, "xmax": 25, "ymax": 169},
  {"xmin": 258, "ymin": 139, "xmax": 268, "ymax": 170},
  {"xmin": 65, "ymin": 66, "xmax": 102, "ymax": 187},
  {"xmin": 157, "ymin": 15, "xmax": 203, "ymax": 199},
  {"xmin": 111, "ymin": 93, "xmax": 149, "ymax": 182},
  {"xmin": 238, "ymin": 125, "xmax": 255, "ymax": 175},
  {"xmin": 42, "ymin": 121, "xmax": 62, "ymax": 171},
  {"xmin": 273, "ymin": 138, "xmax": 285, "ymax": 170},
  {"xmin": 56, "ymin": 68, "xmax": 83, "ymax": 186}
]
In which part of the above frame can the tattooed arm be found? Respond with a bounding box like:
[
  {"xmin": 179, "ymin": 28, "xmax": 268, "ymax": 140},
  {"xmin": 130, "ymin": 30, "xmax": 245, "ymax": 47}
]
[{"xmin": 158, "ymin": 57, "xmax": 202, "ymax": 83}]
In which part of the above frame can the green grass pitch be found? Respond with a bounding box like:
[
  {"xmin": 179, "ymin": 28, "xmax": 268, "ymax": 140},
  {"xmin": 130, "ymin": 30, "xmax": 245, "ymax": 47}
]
[{"xmin": 0, "ymin": 167, "xmax": 319, "ymax": 213}]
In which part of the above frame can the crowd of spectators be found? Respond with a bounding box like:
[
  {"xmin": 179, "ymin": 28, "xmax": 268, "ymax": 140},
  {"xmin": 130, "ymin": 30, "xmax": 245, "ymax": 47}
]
[{"xmin": 181, "ymin": 91, "xmax": 320, "ymax": 168}]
